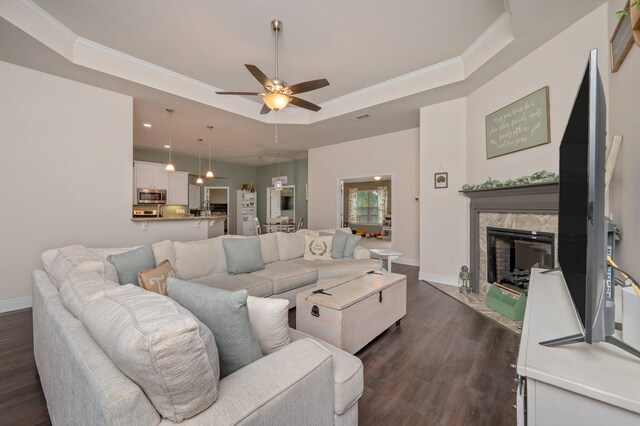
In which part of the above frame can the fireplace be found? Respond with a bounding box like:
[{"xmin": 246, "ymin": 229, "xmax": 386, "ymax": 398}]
[
  {"xmin": 462, "ymin": 182, "xmax": 559, "ymax": 293},
  {"xmin": 487, "ymin": 227, "xmax": 554, "ymax": 293}
]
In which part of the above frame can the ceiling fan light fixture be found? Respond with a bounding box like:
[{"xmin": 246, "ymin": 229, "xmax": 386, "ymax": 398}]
[{"xmin": 263, "ymin": 92, "xmax": 291, "ymax": 111}]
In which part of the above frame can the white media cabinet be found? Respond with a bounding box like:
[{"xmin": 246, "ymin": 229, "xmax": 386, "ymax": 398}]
[{"xmin": 516, "ymin": 269, "xmax": 640, "ymax": 425}]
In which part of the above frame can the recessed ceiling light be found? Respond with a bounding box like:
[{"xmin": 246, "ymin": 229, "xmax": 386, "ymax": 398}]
[
  {"xmin": 164, "ymin": 145, "xmax": 171, "ymax": 149},
  {"xmin": 374, "ymin": 176, "xmax": 382, "ymax": 181},
  {"xmin": 143, "ymin": 123, "xmax": 152, "ymax": 128}
]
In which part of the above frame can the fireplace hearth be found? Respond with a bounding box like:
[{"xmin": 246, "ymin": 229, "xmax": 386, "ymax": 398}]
[{"xmin": 487, "ymin": 227, "xmax": 554, "ymax": 293}]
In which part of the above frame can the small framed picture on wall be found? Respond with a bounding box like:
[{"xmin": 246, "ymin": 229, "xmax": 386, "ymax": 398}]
[{"xmin": 434, "ymin": 172, "xmax": 448, "ymax": 189}]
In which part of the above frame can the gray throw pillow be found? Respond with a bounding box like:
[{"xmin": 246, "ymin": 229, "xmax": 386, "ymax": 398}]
[
  {"xmin": 107, "ymin": 245, "xmax": 156, "ymax": 285},
  {"xmin": 338, "ymin": 230, "xmax": 362, "ymax": 258},
  {"xmin": 222, "ymin": 237, "xmax": 265, "ymax": 275},
  {"xmin": 167, "ymin": 278, "xmax": 263, "ymax": 378},
  {"xmin": 320, "ymin": 231, "xmax": 349, "ymax": 259}
]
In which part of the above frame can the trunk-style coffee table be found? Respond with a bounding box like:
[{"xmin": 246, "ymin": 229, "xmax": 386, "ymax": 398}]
[{"xmin": 296, "ymin": 271, "xmax": 407, "ymax": 354}]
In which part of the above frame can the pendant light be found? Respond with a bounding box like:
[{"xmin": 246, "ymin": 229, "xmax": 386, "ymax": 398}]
[
  {"xmin": 273, "ymin": 123, "xmax": 283, "ymax": 189},
  {"xmin": 196, "ymin": 138, "xmax": 204, "ymax": 184},
  {"xmin": 206, "ymin": 125, "xmax": 214, "ymax": 178},
  {"xmin": 164, "ymin": 109, "xmax": 175, "ymax": 172}
]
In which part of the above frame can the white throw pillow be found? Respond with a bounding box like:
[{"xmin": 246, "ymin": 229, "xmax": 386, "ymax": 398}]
[
  {"xmin": 303, "ymin": 235, "xmax": 333, "ymax": 261},
  {"xmin": 83, "ymin": 285, "xmax": 219, "ymax": 422},
  {"xmin": 246, "ymin": 296, "xmax": 291, "ymax": 355},
  {"xmin": 275, "ymin": 232, "xmax": 305, "ymax": 261},
  {"xmin": 60, "ymin": 271, "xmax": 118, "ymax": 320},
  {"xmin": 48, "ymin": 245, "xmax": 119, "ymax": 289}
]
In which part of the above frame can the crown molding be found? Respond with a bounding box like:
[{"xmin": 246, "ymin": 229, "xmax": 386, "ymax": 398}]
[{"xmin": 1, "ymin": 0, "xmax": 514, "ymax": 125}]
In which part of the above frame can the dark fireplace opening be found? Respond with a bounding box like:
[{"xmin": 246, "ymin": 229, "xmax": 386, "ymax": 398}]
[{"xmin": 487, "ymin": 227, "xmax": 554, "ymax": 294}]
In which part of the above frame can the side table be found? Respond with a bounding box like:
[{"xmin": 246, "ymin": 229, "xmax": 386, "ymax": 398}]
[{"xmin": 369, "ymin": 249, "xmax": 402, "ymax": 272}]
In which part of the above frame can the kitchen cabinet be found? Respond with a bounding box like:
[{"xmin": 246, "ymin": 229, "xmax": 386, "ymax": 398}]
[
  {"xmin": 167, "ymin": 171, "xmax": 189, "ymax": 205},
  {"xmin": 134, "ymin": 161, "xmax": 168, "ymax": 190}
]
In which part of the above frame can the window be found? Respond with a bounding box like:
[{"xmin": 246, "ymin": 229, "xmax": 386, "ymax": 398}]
[{"xmin": 354, "ymin": 190, "xmax": 380, "ymax": 224}]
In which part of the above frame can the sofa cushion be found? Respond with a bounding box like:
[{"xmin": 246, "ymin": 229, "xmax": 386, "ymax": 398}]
[
  {"xmin": 59, "ymin": 271, "xmax": 118, "ymax": 320},
  {"xmin": 258, "ymin": 233, "xmax": 279, "ymax": 264},
  {"xmin": 339, "ymin": 230, "xmax": 362, "ymax": 258},
  {"xmin": 173, "ymin": 238, "xmax": 226, "ymax": 281},
  {"xmin": 290, "ymin": 328, "xmax": 363, "ymax": 415},
  {"xmin": 83, "ymin": 284, "xmax": 219, "ymax": 422},
  {"xmin": 167, "ymin": 279, "xmax": 263, "ymax": 378},
  {"xmin": 304, "ymin": 235, "xmax": 333, "ymax": 261},
  {"xmin": 151, "ymin": 239, "xmax": 176, "ymax": 267},
  {"xmin": 320, "ymin": 230, "xmax": 349, "ymax": 259},
  {"xmin": 192, "ymin": 273, "xmax": 274, "ymax": 297},
  {"xmin": 107, "ymin": 245, "xmax": 156, "ymax": 285},
  {"xmin": 48, "ymin": 245, "xmax": 119, "ymax": 289},
  {"xmin": 246, "ymin": 296, "xmax": 291, "ymax": 355},
  {"xmin": 137, "ymin": 260, "xmax": 176, "ymax": 295},
  {"xmin": 252, "ymin": 261, "xmax": 318, "ymax": 294},
  {"xmin": 291, "ymin": 257, "xmax": 380, "ymax": 279},
  {"xmin": 275, "ymin": 232, "xmax": 305, "ymax": 261},
  {"xmin": 222, "ymin": 237, "xmax": 265, "ymax": 275}
]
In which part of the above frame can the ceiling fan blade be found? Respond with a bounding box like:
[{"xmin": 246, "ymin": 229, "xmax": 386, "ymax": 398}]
[
  {"xmin": 288, "ymin": 79, "xmax": 330, "ymax": 95},
  {"xmin": 260, "ymin": 104, "xmax": 271, "ymax": 115},
  {"xmin": 289, "ymin": 96, "xmax": 321, "ymax": 112},
  {"xmin": 215, "ymin": 91, "xmax": 262, "ymax": 95},
  {"xmin": 245, "ymin": 64, "xmax": 273, "ymax": 89}
]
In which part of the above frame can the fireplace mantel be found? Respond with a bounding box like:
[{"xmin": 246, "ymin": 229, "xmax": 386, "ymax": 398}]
[{"xmin": 462, "ymin": 182, "xmax": 559, "ymax": 292}]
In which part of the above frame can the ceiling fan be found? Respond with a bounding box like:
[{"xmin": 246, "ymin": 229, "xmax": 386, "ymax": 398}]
[{"xmin": 215, "ymin": 20, "xmax": 329, "ymax": 114}]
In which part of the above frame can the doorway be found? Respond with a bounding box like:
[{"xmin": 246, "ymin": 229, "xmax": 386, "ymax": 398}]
[
  {"xmin": 266, "ymin": 185, "xmax": 295, "ymax": 231},
  {"xmin": 205, "ymin": 186, "xmax": 229, "ymax": 236},
  {"xmin": 340, "ymin": 175, "xmax": 392, "ymax": 250}
]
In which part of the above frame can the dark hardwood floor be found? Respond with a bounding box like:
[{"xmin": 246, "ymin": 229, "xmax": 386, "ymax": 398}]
[
  {"xmin": 1, "ymin": 264, "xmax": 519, "ymax": 425},
  {"xmin": 290, "ymin": 264, "xmax": 520, "ymax": 425},
  {"xmin": 0, "ymin": 308, "xmax": 49, "ymax": 425}
]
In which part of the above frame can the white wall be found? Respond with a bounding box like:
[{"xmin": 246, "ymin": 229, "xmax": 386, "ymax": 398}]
[
  {"xmin": 0, "ymin": 61, "xmax": 209, "ymax": 312},
  {"xmin": 308, "ymin": 129, "xmax": 420, "ymax": 265},
  {"xmin": 608, "ymin": 0, "xmax": 640, "ymax": 281},
  {"xmin": 419, "ymin": 98, "xmax": 468, "ymax": 285},
  {"xmin": 466, "ymin": 4, "xmax": 610, "ymax": 183},
  {"xmin": 417, "ymin": 5, "xmax": 611, "ymax": 286}
]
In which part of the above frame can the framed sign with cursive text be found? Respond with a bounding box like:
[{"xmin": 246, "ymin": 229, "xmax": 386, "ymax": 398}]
[{"xmin": 485, "ymin": 87, "xmax": 550, "ymax": 159}]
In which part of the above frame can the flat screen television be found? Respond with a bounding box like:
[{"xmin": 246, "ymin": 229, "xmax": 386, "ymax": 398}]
[{"xmin": 543, "ymin": 49, "xmax": 638, "ymax": 357}]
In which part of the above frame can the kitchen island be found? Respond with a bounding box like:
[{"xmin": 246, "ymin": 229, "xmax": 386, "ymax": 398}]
[{"xmin": 130, "ymin": 215, "xmax": 228, "ymax": 238}]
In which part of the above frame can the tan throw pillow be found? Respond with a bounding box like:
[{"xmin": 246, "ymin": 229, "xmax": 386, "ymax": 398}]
[
  {"xmin": 137, "ymin": 260, "xmax": 176, "ymax": 295},
  {"xmin": 303, "ymin": 235, "xmax": 333, "ymax": 260}
]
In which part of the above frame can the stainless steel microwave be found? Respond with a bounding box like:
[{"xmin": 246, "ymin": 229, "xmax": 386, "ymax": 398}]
[{"xmin": 137, "ymin": 188, "xmax": 167, "ymax": 204}]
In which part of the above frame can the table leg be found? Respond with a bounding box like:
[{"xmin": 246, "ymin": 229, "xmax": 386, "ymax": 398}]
[{"xmin": 388, "ymin": 257, "xmax": 392, "ymax": 272}]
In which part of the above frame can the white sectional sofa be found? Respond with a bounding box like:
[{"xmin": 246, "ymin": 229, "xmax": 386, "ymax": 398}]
[
  {"xmin": 33, "ymin": 229, "xmax": 375, "ymax": 425},
  {"xmin": 40, "ymin": 229, "xmax": 379, "ymax": 308}
]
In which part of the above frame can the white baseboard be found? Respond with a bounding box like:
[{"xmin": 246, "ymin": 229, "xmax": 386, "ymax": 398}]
[
  {"xmin": 394, "ymin": 257, "xmax": 419, "ymax": 267},
  {"xmin": 418, "ymin": 271, "xmax": 458, "ymax": 287},
  {"xmin": 0, "ymin": 296, "xmax": 32, "ymax": 313}
]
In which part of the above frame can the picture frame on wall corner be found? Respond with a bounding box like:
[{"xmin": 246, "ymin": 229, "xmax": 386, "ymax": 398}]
[
  {"xmin": 610, "ymin": 1, "xmax": 635, "ymax": 73},
  {"xmin": 434, "ymin": 172, "xmax": 448, "ymax": 189}
]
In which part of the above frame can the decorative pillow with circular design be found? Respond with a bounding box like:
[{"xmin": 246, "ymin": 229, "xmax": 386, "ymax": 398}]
[{"xmin": 303, "ymin": 235, "xmax": 333, "ymax": 261}]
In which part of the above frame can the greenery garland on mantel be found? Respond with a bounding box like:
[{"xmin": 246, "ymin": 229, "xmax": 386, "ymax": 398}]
[{"xmin": 461, "ymin": 170, "xmax": 558, "ymax": 191}]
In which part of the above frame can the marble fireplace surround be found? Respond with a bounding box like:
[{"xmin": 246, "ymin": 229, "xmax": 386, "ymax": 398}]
[{"xmin": 462, "ymin": 182, "xmax": 559, "ymax": 293}]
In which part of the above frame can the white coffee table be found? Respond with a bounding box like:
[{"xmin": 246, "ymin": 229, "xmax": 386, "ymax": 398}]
[
  {"xmin": 369, "ymin": 249, "xmax": 402, "ymax": 272},
  {"xmin": 296, "ymin": 271, "xmax": 407, "ymax": 354}
]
